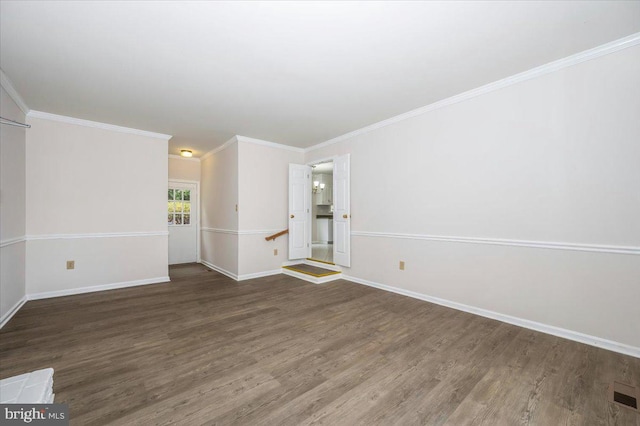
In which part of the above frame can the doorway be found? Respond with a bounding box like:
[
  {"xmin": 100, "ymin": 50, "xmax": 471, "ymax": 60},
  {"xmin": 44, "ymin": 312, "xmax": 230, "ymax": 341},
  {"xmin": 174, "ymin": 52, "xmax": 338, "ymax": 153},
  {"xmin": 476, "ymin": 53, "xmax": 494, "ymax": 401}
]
[
  {"xmin": 288, "ymin": 154, "xmax": 350, "ymax": 267},
  {"xmin": 168, "ymin": 180, "xmax": 199, "ymax": 265},
  {"xmin": 311, "ymin": 161, "xmax": 334, "ymax": 263}
]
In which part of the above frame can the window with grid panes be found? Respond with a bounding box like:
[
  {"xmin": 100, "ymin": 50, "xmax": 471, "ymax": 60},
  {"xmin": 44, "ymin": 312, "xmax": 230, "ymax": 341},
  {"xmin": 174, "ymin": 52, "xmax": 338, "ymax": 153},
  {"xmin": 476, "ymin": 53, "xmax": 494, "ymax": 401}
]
[{"xmin": 168, "ymin": 188, "xmax": 191, "ymax": 226}]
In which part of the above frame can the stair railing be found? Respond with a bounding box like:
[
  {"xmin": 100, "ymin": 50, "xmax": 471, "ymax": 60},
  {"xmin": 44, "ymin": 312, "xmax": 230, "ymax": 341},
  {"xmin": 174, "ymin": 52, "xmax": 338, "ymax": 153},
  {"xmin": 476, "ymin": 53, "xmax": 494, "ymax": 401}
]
[{"xmin": 265, "ymin": 229, "xmax": 289, "ymax": 241}]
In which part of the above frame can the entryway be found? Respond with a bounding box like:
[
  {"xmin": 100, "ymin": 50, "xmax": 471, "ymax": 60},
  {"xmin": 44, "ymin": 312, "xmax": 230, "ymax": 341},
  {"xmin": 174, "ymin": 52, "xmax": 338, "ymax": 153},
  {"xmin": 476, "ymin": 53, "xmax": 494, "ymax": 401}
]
[
  {"xmin": 168, "ymin": 180, "xmax": 199, "ymax": 265},
  {"xmin": 287, "ymin": 154, "xmax": 350, "ymax": 272},
  {"xmin": 311, "ymin": 161, "xmax": 334, "ymax": 263}
]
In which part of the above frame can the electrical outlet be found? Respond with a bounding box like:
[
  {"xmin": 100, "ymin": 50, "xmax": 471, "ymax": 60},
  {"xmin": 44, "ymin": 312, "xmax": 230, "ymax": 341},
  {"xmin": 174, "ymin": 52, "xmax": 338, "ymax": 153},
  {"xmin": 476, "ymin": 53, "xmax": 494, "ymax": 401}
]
[
  {"xmin": 66, "ymin": 260, "xmax": 75, "ymax": 270},
  {"xmin": 274, "ymin": 249, "xmax": 278, "ymax": 256},
  {"xmin": 399, "ymin": 261, "xmax": 405, "ymax": 270}
]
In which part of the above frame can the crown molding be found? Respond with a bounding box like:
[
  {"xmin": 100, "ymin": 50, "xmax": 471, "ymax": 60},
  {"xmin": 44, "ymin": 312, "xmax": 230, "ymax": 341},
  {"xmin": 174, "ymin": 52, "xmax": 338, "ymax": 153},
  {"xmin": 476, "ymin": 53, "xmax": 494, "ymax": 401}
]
[
  {"xmin": 236, "ymin": 135, "xmax": 304, "ymax": 153},
  {"xmin": 0, "ymin": 69, "xmax": 30, "ymax": 115},
  {"xmin": 200, "ymin": 134, "xmax": 304, "ymax": 161},
  {"xmin": 169, "ymin": 154, "xmax": 201, "ymax": 162},
  {"xmin": 305, "ymin": 32, "xmax": 640, "ymax": 153},
  {"xmin": 27, "ymin": 110, "xmax": 172, "ymax": 141},
  {"xmin": 200, "ymin": 136, "xmax": 238, "ymax": 161}
]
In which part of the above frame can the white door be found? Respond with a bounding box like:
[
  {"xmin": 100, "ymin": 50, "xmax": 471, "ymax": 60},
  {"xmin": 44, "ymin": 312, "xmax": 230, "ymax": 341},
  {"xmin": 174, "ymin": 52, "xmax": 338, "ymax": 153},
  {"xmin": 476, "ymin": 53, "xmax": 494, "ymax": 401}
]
[
  {"xmin": 289, "ymin": 164, "xmax": 311, "ymax": 260},
  {"xmin": 333, "ymin": 154, "xmax": 351, "ymax": 267},
  {"xmin": 168, "ymin": 181, "xmax": 198, "ymax": 265}
]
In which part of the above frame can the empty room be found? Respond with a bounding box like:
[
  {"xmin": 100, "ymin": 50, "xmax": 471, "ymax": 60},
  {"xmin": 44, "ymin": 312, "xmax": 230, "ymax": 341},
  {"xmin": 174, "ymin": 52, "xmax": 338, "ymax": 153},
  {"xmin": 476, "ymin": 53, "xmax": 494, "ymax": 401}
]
[{"xmin": 1, "ymin": 1, "xmax": 639, "ymax": 424}]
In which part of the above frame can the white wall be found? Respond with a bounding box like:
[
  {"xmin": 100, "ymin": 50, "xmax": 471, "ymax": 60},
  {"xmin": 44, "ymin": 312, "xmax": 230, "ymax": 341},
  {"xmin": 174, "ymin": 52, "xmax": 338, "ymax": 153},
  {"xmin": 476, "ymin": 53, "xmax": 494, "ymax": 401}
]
[
  {"xmin": 200, "ymin": 140, "xmax": 239, "ymax": 277},
  {"xmin": 0, "ymin": 85, "xmax": 27, "ymax": 324},
  {"xmin": 25, "ymin": 116, "xmax": 169, "ymax": 295},
  {"xmin": 237, "ymin": 139, "xmax": 303, "ymax": 277},
  {"xmin": 169, "ymin": 156, "xmax": 201, "ymax": 182},
  {"xmin": 306, "ymin": 45, "xmax": 640, "ymax": 350}
]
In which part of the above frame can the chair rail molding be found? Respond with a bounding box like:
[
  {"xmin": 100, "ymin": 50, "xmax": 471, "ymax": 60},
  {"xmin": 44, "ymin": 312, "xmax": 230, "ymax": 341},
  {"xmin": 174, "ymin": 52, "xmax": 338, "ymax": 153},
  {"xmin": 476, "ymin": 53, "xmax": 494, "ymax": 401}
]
[
  {"xmin": 201, "ymin": 228, "xmax": 283, "ymax": 236},
  {"xmin": 26, "ymin": 231, "xmax": 169, "ymax": 241},
  {"xmin": 351, "ymin": 231, "xmax": 640, "ymax": 255},
  {"xmin": 0, "ymin": 236, "xmax": 26, "ymax": 248}
]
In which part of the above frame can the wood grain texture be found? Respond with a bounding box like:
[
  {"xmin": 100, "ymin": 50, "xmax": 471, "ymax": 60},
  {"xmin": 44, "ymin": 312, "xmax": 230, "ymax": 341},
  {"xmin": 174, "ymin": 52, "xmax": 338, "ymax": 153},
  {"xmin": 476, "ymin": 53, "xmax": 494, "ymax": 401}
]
[{"xmin": 1, "ymin": 263, "xmax": 638, "ymax": 425}]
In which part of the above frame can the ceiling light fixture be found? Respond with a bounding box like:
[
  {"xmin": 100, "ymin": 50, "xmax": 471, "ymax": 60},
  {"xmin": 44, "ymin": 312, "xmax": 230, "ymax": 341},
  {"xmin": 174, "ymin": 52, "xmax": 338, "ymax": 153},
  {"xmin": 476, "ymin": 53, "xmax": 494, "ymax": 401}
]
[{"xmin": 180, "ymin": 150, "xmax": 193, "ymax": 158}]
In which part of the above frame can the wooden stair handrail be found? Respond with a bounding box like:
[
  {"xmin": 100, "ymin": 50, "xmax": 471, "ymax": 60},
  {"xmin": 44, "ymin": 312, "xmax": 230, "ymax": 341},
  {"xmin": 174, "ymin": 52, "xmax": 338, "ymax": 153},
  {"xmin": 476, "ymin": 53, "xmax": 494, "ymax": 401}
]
[{"xmin": 265, "ymin": 229, "xmax": 288, "ymax": 241}]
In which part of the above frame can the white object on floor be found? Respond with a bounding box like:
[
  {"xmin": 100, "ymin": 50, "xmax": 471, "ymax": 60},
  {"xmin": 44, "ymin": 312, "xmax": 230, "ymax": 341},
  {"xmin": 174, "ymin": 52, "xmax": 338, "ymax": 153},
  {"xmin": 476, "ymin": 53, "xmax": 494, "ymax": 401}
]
[{"xmin": 0, "ymin": 368, "xmax": 55, "ymax": 403}]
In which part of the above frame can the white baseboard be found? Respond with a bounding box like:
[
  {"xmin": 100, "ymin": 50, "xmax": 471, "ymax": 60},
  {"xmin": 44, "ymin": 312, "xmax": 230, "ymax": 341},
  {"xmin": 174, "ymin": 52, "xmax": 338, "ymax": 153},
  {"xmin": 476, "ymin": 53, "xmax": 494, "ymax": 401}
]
[
  {"xmin": 342, "ymin": 275, "xmax": 640, "ymax": 359},
  {"xmin": 28, "ymin": 276, "xmax": 171, "ymax": 300},
  {"xmin": 199, "ymin": 260, "xmax": 283, "ymax": 282},
  {"xmin": 0, "ymin": 295, "xmax": 28, "ymax": 329},
  {"xmin": 200, "ymin": 260, "xmax": 239, "ymax": 281},
  {"xmin": 238, "ymin": 269, "xmax": 282, "ymax": 281}
]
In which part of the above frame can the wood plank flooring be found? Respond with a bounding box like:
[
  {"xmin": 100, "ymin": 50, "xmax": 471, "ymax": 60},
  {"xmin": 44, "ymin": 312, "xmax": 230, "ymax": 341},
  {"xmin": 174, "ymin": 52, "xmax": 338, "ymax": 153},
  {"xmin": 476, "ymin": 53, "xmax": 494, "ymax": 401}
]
[{"xmin": 1, "ymin": 263, "xmax": 639, "ymax": 425}]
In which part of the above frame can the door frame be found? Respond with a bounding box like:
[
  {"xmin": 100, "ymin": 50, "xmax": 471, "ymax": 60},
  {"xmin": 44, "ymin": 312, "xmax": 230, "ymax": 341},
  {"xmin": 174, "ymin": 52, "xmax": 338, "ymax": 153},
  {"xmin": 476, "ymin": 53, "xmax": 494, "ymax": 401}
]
[
  {"xmin": 306, "ymin": 155, "xmax": 348, "ymax": 264},
  {"xmin": 168, "ymin": 179, "xmax": 201, "ymax": 263}
]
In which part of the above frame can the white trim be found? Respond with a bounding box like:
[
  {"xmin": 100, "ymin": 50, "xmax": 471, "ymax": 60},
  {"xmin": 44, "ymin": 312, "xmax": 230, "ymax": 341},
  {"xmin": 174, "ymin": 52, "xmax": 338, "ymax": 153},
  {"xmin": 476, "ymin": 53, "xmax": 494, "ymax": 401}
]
[
  {"xmin": 305, "ymin": 32, "xmax": 640, "ymax": 153},
  {"xmin": 201, "ymin": 136, "xmax": 238, "ymax": 160},
  {"xmin": 342, "ymin": 274, "xmax": 640, "ymax": 359},
  {"xmin": 199, "ymin": 260, "xmax": 283, "ymax": 281},
  {"xmin": 201, "ymin": 227, "xmax": 237, "ymax": 235},
  {"xmin": 26, "ymin": 231, "xmax": 168, "ymax": 241},
  {"xmin": 0, "ymin": 296, "xmax": 28, "ymax": 329},
  {"xmin": 0, "ymin": 236, "xmax": 26, "ymax": 248},
  {"xmin": 238, "ymin": 269, "xmax": 282, "ymax": 281},
  {"xmin": 200, "ymin": 260, "xmax": 239, "ymax": 281},
  {"xmin": 27, "ymin": 110, "xmax": 172, "ymax": 141},
  {"xmin": 28, "ymin": 276, "xmax": 170, "ymax": 301},
  {"xmin": 282, "ymin": 268, "xmax": 342, "ymax": 284},
  {"xmin": 201, "ymin": 134, "xmax": 305, "ymax": 161},
  {"xmin": 351, "ymin": 231, "xmax": 640, "ymax": 256},
  {"xmin": 307, "ymin": 155, "xmax": 337, "ymax": 167},
  {"xmin": 236, "ymin": 135, "xmax": 304, "ymax": 153},
  {"xmin": 0, "ymin": 69, "xmax": 30, "ymax": 115},
  {"xmin": 169, "ymin": 154, "xmax": 200, "ymax": 162},
  {"xmin": 201, "ymin": 228, "xmax": 283, "ymax": 236}
]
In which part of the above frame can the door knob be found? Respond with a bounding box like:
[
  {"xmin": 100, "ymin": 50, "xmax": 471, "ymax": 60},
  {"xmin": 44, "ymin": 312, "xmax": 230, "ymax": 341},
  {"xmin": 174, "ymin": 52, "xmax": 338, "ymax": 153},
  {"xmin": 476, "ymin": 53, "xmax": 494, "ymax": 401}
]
[
  {"xmin": 343, "ymin": 214, "xmax": 348, "ymax": 219},
  {"xmin": 290, "ymin": 214, "xmax": 295, "ymax": 218}
]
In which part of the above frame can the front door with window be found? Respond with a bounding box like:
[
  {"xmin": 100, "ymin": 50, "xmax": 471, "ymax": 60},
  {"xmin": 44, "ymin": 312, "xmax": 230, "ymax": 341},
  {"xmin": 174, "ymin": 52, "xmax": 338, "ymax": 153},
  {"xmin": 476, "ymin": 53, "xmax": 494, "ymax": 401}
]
[{"xmin": 168, "ymin": 181, "xmax": 197, "ymax": 265}]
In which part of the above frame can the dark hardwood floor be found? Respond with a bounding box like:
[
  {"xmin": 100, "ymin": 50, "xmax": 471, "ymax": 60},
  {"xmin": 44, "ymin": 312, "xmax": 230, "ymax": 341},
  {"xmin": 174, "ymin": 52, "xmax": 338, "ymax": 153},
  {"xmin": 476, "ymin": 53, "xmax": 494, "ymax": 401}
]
[{"xmin": 1, "ymin": 263, "xmax": 638, "ymax": 425}]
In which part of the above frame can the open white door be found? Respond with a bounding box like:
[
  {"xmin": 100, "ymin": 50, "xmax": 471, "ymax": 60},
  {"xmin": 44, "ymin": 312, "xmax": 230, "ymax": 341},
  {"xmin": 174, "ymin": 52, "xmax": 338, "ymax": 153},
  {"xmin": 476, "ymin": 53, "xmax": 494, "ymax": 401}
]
[
  {"xmin": 333, "ymin": 154, "xmax": 351, "ymax": 267},
  {"xmin": 289, "ymin": 164, "xmax": 312, "ymax": 260}
]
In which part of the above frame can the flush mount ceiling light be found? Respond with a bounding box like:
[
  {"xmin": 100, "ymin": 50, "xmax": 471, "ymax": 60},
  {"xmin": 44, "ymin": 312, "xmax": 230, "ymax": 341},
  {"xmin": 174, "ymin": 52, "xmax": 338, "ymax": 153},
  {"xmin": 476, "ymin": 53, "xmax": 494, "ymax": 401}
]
[{"xmin": 180, "ymin": 150, "xmax": 193, "ymax": 158}]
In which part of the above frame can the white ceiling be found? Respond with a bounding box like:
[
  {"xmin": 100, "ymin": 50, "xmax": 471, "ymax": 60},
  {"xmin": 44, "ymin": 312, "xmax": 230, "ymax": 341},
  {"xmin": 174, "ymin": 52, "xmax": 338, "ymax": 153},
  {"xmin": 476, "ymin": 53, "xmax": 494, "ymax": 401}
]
[{"xmin": 2, "ymin": 1, "xmax": 639, "ymax": 157}]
